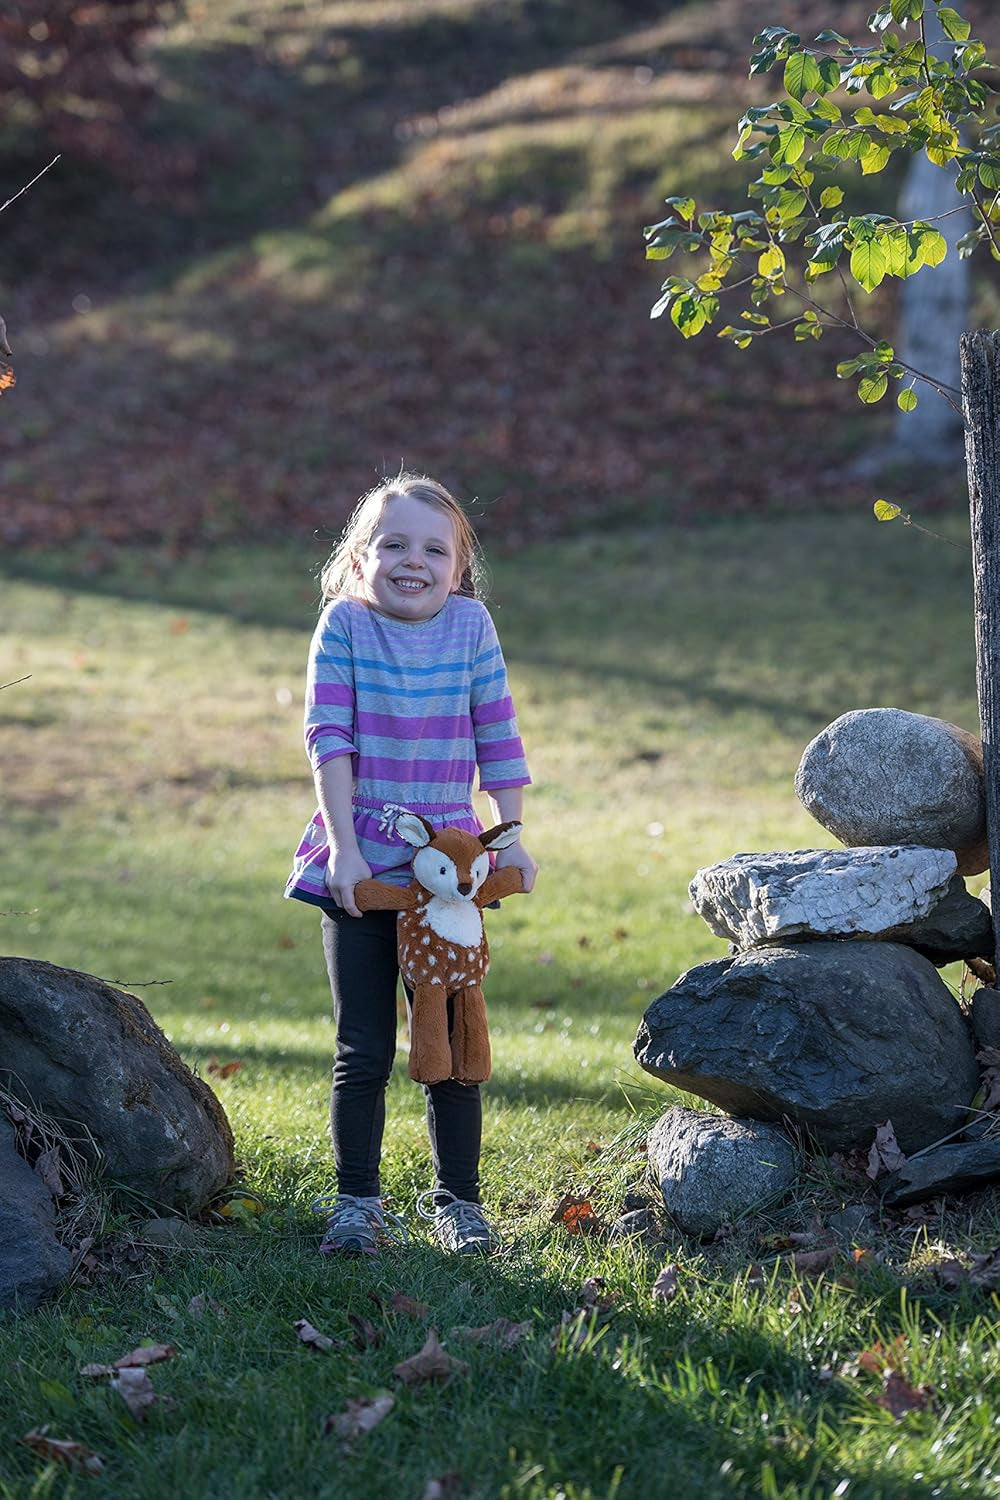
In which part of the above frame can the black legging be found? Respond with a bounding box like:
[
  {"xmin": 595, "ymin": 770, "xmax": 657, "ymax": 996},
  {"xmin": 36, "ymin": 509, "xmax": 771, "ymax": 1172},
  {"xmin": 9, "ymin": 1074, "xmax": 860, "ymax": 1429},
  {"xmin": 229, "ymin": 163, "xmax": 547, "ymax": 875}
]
[{"xmin": 321, "ymin": 908, "xmax": 483, "ymax": 1202}]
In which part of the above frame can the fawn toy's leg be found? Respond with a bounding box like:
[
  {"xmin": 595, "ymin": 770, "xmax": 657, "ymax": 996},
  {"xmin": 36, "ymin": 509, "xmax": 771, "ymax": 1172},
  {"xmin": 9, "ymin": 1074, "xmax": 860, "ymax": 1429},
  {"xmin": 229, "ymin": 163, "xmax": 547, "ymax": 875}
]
[
  {"xmin": 408, "ymin": 981, "xmax": 452, "ymax": 1084},
  {"xmin": 450, "ymin": 985, "xmax": 492, "ymax": 1084}
]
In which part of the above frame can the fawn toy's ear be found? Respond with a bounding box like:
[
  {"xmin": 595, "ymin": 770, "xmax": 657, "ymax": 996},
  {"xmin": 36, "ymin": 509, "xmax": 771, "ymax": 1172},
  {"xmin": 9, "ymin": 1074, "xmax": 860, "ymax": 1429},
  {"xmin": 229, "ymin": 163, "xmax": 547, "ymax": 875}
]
[
  {"xmin": 479, "ymin": 821, "xmax": 523, "ymax": 852},
  {"xmin": 395, "ymin": 811, "xmax": 436, "ymax": 848}
]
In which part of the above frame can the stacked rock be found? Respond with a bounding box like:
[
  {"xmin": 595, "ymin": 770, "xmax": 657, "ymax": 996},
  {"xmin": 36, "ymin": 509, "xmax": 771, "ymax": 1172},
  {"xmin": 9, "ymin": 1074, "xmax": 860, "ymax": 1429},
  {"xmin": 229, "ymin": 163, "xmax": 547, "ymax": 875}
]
[{"xmin": 634, "ymin": 709, "xmax": 998, "ymax": 1232}]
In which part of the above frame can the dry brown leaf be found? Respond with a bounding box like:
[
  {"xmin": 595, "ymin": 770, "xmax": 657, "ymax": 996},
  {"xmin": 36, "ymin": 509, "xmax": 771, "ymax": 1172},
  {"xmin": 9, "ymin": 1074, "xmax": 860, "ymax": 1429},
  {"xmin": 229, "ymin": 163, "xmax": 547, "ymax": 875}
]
[
  {"xmin": 111, "ymin": 1366, "xmax": 159, "ymax": 1422},
  {"xmin": 421, "ymin": 1473, "xmax": 464, "ymax": 1499},
  {"xmin": 790, "ymin": 1247, "xmax": 837, "ymax": 1276},
  {"xmin": 578, "ymin": 1276, "xmax": 615, "ymax": 1311},
  {"xmin": 652, "ymin": 1263, "xmax": 681, "ymax": 1303},
  {"xmin": 294, "ymin": 1319, "xmax": 336, "ymax": 1353},
  {"xmin": 450, "ymin": 1318, "xmax": 532, "ymax": 1349},
  {"xmin": 206, "ymin": 1058, "xmax": 243, "ymax": 1079},
  {"xmin": 393, "ymin": 1328, "xmax": 468, "ymax": 1385},
  {"xmin": 856, "ymin": 1336, "xmax": 907, "ymax": 1375},
  {"xmin": 348, "ymin": 1313, "xmax": 382, "ymax": 1350},
  {"xmin": 745, "ymin": 1263, "xmax": 767, "ymax": 1291},
  {"xmin": 389, "ymin": 1291, "xmax": 430, "ymax": 1320},
  {"xmin": 33, "ymin": 1148, "xmax": 65, "ymax": 1198},
  {"xmin": 551, "ymin": 1194, "xmax": 601, "ymax": 1234},
  {"xmin": 874, "ymin": 1369, "xmax": 934, "ymax": 1419},
  {"xmin": 187, "ymin": 1293, "xmax": 227, "ymax": 1318},
  {"xmin": 81, "ymin": 1343, "xmax": 177, "ymax": 1378},
  {"xmin": 21, "ymin": 1427, "xmax": 104, "ymax": 1474},
  {"xmin": 324, "ymin": 1392, "xmax": 394, "ymax": 1441},
  {"xmin": 0, "ymin": 368, "xmax": 16, "ymax": 396},
  {"xmin": 866, "ymin": 1120, "xmax": 907, "ymax": 1180}
]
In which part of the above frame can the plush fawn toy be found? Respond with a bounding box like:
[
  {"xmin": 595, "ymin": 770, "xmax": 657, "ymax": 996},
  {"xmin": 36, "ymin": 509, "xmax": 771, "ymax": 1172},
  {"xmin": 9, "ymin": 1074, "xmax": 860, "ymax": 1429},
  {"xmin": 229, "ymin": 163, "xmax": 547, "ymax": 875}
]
[{"xmin": 353, "ymin": 813, "xmax": 524, "ymax": 1085}]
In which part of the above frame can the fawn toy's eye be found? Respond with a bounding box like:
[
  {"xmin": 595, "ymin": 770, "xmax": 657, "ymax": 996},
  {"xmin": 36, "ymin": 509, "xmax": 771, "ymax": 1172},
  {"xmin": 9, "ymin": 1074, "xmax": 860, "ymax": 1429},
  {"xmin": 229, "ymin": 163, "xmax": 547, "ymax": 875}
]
[{"xmin": 439, "ymin": 865, "xmax": 447, "ymax": 875}]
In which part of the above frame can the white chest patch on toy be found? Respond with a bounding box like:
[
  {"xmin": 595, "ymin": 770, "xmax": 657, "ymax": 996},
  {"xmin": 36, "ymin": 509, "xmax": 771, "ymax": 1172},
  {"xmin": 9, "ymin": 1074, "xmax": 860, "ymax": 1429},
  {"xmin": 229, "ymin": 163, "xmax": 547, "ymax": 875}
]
[{"xmin": 424, "ymin": 897, "xmax": 483, "ymax": 948}]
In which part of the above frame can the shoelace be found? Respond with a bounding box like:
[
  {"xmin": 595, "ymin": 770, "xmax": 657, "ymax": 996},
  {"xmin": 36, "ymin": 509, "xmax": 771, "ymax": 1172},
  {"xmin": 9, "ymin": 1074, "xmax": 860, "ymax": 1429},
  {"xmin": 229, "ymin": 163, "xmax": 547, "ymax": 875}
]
[
  {"xmin": 415, "ymin": 1189, "xmax": 498, "ymax": 1245},
  {"xmin": 311, "ymin": 1193, "xmax": 409, "ymax": 1244}
]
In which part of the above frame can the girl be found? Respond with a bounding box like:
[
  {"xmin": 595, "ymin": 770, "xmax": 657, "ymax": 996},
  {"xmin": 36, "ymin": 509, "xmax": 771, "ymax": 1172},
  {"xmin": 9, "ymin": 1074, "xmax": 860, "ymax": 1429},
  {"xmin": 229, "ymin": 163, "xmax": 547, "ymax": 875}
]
[{"xmin": 285, "ymin": 473, "xmax": 536, "ymax": 1256}]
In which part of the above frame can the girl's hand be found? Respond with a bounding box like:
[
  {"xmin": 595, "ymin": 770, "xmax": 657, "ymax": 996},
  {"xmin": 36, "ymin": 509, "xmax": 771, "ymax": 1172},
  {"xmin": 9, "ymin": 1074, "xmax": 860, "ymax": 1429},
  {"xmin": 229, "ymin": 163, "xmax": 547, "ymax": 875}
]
[
  {"xmin": 494, "ymin": 839, "xmax": 538, "ymax": 894},
  {"xmin": 325, "ymin": 847, "xmax": 373, "ymax": 917}
]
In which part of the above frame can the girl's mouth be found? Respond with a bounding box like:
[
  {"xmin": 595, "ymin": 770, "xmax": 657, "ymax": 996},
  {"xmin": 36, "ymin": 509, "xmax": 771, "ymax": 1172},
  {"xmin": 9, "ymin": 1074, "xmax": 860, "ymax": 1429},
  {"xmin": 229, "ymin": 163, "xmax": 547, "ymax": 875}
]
[{"xmin": 391, "ymin": 576, "xmax": 428, "ymax": 592}]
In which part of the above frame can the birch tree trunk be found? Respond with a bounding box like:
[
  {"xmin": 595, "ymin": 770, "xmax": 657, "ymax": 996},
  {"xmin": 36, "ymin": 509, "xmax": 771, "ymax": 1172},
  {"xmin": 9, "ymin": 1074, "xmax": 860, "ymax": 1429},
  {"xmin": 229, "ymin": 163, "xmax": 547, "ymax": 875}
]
[{"xmin": 962, "ymin": 329, "xmax": 1000, "ymax": 969}]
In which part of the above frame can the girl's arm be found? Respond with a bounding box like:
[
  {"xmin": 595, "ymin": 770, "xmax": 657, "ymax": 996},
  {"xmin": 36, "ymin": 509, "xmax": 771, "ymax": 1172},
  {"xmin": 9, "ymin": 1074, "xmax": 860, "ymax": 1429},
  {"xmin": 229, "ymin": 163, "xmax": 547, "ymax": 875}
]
[
  {"xmin": 315, "ymin": 753, "xmax": 371, "ymax": 917},
  {"xmin": 487, "ymin": 786, "xmax": 537, "ymax": 893}
]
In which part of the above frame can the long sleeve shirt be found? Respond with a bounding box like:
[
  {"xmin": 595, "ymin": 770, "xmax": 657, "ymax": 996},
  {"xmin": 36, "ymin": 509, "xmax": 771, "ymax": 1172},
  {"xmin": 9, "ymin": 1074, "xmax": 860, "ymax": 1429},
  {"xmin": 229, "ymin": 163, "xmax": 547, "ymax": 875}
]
[{"xmin": 284, "ymin": 593, "xmax": 530, "ymax": 906}]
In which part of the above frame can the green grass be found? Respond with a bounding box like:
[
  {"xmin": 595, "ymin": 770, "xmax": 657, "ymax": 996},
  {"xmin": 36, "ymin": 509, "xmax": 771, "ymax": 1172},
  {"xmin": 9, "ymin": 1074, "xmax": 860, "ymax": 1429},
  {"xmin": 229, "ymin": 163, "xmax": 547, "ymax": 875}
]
[{"xmin": 1, "ymin": 511, "xmax": 998, "ymax": 1499}]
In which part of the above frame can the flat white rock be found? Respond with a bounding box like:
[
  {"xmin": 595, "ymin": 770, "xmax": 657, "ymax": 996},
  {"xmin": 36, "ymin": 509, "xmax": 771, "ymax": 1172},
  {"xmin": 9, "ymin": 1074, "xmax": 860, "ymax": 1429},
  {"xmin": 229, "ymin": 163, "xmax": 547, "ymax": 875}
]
[{"xmin": 689, "ymin": 846, "xmax": 958, "ymax": 948}]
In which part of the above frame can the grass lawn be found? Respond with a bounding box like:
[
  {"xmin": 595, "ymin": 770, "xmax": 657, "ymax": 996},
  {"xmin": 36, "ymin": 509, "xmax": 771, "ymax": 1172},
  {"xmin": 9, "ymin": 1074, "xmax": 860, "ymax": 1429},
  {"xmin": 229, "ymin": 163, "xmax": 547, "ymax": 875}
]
[{"xmin": 0, "ymin": 511, "xmax": 997, "ymax": 1499}]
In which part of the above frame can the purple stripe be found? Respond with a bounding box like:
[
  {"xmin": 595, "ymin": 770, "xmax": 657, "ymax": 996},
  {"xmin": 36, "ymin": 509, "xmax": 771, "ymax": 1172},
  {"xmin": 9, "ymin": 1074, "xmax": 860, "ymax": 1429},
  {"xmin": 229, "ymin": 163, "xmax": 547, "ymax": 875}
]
[
  {"xmin": 358, "ymin": 755, "xmax": 477, "ymax": 781},
  {"xmin": 479, "ymin": 775, "xmax": 532, "ymax": 791},
  {"xmin": 306, "ymin": 723, "xmax": 355, "ymax": 748},
  {"xmin": 356, "ymin": 711, "xmax": 471, "ymax": 738},
  {"xmin": 472, "ymin": 695, "xmax": 514, "ymax": 726},
  {"xmin": 314, "ymin": 745, "xmax": 356, "ymax": 766},
  {"xmin": 313, "ymin": 683, "xmax": 355, "ymax": 706},
  {"xmin": 477, "ymin": 737, "xmax": 525, "ymax": 762}
]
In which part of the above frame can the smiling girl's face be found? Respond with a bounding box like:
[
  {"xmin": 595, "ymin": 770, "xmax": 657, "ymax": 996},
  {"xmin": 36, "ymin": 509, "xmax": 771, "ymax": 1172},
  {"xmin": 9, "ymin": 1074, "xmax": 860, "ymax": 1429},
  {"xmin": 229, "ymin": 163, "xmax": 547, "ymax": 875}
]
[{"xmin": 353, "ymin": 494, "xmax": 461, "ymax": 621}]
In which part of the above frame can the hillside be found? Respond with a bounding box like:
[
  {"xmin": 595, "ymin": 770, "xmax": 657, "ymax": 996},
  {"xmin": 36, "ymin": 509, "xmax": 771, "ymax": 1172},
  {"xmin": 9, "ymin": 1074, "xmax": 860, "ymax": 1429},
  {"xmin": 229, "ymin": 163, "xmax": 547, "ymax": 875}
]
[{"xmin": 0, "ymin": 0, "xmax": 995, "ymax": 561}]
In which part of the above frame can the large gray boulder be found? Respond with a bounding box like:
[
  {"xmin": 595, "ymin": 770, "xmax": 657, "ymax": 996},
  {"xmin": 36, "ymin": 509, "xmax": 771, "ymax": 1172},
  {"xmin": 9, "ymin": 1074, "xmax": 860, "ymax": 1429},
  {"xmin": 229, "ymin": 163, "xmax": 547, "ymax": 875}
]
[
  {"xmin": 795, "ymin": 710, "xmax": 987, "ymax": 876},
  {"xmin": 646, "ymin": 1107, "xmax": 799, "ymax": 1237},
  {"xmin": 634, "ymin": 942, "xmax": 979, "ymax": 1154},
  {"xmin": 0, "ymin": 958, "xmax": 234, "ymax": 1213},
  {"xmin": 0, "ymin": 1118, "xmax": 72, "ymax": 1312}
]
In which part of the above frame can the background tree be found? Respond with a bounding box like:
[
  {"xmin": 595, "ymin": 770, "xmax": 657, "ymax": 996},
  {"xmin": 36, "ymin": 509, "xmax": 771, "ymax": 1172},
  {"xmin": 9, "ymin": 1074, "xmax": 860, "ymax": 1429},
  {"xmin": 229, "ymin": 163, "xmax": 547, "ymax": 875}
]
[
  {"xmin": 644, "ymin": 0, "xmax": 1000, "ymax": 956},
  {"xmin": 644, "ymin": 0, "xmax": 997, "ymax": 424},
  {"xmin": 0, "ymin": 1, "xmax": 183, "ymax": 179}
]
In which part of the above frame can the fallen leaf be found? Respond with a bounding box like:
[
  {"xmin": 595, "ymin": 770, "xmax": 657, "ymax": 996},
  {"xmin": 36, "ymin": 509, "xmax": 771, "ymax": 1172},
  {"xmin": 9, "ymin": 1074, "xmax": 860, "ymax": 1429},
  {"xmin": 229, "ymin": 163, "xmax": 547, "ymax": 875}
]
[
  {"xmin": 115, "ymin": 1344, "xmax": 177, "ymax": 1369},
  {"xmin": 187, "ymin": 1293, "xmax": 227, "ymax": 1318},
  {"xmin": 393, "ymin": 1329, "xmax": 468, "ymax": 1385},
  {"xmin": 421, "ymin": 1474, "xmax": 464, "ymax": 1499},
  {"xmin": 652, "ymin": 1263, "xmax": 680, "ymax": 1303},
  {"xmin": 866, "ymin": 1120, "xmax": 906, "ymax": 1180},
  {"xmin": 207, "ymin": 1058, "xmax": 243, "ymax": 1078},
  {"xmin": 578, "ymin": 1276, "xmax": 615, "ymax": 1311},
  {"xmin": 217, "ymin": 1196, "xmax": 264, "ymax": 1219},
  {"xmin": 790, "ymin": 1246, "xmax": 837, "ymax": 1276},
  {"xmin": 33, "ymin": 1148, "xmax": 65, "ymax": 1198},
  {"xmin": 348, "ymin": 1313, "xmax": 382, "ymax": 1351},
  {"xmin": 324, "ymin": 1392, "xmax": 394, "ymax": 1441},
  {"xmin": 551, "ymin": 1194, "xmax": 601, "ymax": 1234},
  {"xmin": 745, "ymin": 1263, "xmax": 767, "ymax": 1291},
  {"xmin": 21, "ymin": 1428, "xmax": 104, "ymax": 1475},
  {"xmin": 111, "ymin": 1366, "xmax": 159, "ymax": 1422},
  {"xmin": 294, "ymin": 1319, "xmax": 336, "ymax": 1353},
  {"xmin": 856, "ymin": 1336, "xmax": 907, "ymax": 1375},
  {"xmin": 389, "ymin": 1292, "xmax": 430, "ymax": 1320},
  {"xmin": 874, "ymin": 1369, "xmax": 933, "ymax": 1419},
  {"xmin": 81, "ymin": 1343, "xmax": 177, "ymax": 1377},
  {"xmin": 450, "ymin": 1318, "xmax": 532, "ymax": 1349},
  {"xmin": 0, "ymin": 368, "xmax": 16, "ymax": 396},
  {"xmin": 584, "ymin": 1140, "xmax": 603, "ymax": 1154}
]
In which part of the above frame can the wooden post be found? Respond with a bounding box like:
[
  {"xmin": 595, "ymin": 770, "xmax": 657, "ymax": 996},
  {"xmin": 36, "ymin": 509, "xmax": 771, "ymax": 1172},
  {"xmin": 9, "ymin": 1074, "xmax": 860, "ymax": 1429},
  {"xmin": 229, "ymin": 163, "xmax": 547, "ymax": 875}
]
[{"xmin": 962, "ymin": 329, "xmax": 1000, "ymax": 969}]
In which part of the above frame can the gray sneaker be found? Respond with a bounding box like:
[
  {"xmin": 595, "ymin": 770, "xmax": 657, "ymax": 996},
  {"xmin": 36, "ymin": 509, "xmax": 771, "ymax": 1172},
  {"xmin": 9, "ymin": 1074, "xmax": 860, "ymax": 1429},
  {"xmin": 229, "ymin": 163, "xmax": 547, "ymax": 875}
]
[
  {"xmin": 312, "ymin": 1193, "xmax": 408, "ymax": 1257},
  {"xmin": 417, "ymin": 1189, "xmax": 500, "ymax": 1254}
]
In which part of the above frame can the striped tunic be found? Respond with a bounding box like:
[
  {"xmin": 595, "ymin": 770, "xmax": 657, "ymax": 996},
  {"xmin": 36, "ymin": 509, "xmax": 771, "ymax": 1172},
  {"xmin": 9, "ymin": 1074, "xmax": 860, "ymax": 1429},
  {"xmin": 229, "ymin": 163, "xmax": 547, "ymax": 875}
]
[{"xmin": 284, "ymin": 593, "xmax": 531, "ymax": 907}]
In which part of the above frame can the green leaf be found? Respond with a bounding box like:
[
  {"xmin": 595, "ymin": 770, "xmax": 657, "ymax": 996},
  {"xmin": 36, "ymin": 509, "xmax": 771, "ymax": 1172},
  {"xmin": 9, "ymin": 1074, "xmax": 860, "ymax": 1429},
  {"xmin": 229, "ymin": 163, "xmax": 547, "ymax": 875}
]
[
  {"xmin": 770, "ymin": 124, "xmax": 807, "ymax": 164},
  {"xmin": 873, "ymin": 499, "xmax": 903, "ymax": 520},
  {"xmin": 889, "ymin": 0, "xmax": 922, "ymax": 22},
  {"xmin": 860, "ymin": 140, "xmax": 893, "ymax": 174},
  {"xmin": 816, "ymin": 56, "xmax": 842, "ymax": 93},
  {"xmin": 897, "ymin": 387, "xmax": 919, "ymax": 411},
  {"xmin": 850, "ymin": 235, "xmax": 888, "ymax": 291},
  {"xmin": 663, "ymin": 196, "xmax": 696, "ymax": 221},
  {"xmin": 836, "ymin": 356, "xmax": 866, "ymax": 378},
  {"xmin": 869, "ymin": 67, "xmax": 896, "ymax": 100},
  {"xmin": 936, "ymin": 6, "xmax": 971, "ymax": 41},
  {"xmin": 858, "ymin": 372, "xmax": 889, "ymax": 403},
  {"xmin": 784, "ymin": 51, "xmax": 823, "ymax": 100},
  {"xmin": 917, "ymin": 226, "xmax": 948, "ymax": 266},
  {"xmin": 820, "ymin": 185, "xmax": 845, "ymax": 207},
  {"xmin": 979, "ymin": 160, "xmax": 1000, "ymax": 191},
  {"xmin": 757, "ymin": 243, "xmax": 786, "ymax": 278}
]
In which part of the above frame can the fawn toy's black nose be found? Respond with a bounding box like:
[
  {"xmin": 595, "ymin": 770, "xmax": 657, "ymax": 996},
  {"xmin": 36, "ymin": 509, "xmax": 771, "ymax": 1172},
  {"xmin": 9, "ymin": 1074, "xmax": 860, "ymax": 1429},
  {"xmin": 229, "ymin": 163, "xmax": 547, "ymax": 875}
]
[{"xmin": 457, "ymin": 881, "xmax": 473, "ymax": 896}]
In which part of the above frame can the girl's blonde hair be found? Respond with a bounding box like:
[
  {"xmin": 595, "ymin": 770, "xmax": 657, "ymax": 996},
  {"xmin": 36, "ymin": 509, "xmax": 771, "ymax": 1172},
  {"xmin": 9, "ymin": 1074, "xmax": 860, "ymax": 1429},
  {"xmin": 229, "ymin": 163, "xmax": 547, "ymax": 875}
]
[{"xmin": 319, "ymin": 472, "xmax": 483, "ymax": 606}]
